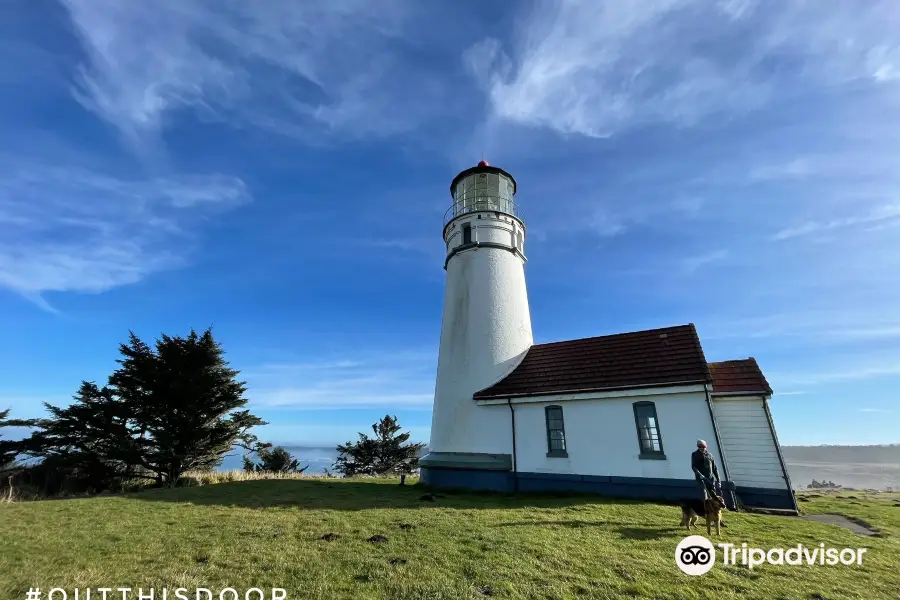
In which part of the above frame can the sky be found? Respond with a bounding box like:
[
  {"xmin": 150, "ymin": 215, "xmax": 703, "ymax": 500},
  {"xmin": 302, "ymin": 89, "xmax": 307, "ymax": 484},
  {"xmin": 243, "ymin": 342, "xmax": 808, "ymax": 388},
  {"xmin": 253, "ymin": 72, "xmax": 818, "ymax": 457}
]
[{"xmin": 1, "ymin": 0, "xmax": 899, "ymax": 448}]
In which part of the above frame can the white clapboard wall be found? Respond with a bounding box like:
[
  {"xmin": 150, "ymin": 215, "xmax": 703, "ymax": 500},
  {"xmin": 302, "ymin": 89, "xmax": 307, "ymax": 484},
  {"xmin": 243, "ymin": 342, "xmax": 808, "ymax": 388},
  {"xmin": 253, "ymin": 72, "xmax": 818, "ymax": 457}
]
[{"xmin": 712, "ymin": 396, "xmax": 790, "ymax": 490}]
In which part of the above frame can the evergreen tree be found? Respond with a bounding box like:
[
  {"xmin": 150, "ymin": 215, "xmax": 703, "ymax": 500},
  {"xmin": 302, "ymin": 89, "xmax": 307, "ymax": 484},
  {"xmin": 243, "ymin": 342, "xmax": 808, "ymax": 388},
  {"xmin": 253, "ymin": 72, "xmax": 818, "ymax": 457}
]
[
  {"xmin": 0, "ymin": 408, "xmax": 39, "ymax": 474},
  {"xmin": 17, "ymin": 382, "xmax": 147, "ymax": 490},
  {"xmin": 334, "ymin": 415, "xmax": 424, "ymax": 477},
  {"xmin": 242, "ymin": 454, "xmax": 256, "ymax": 473},
  {"xmin": 1, "ymin": 408, "xmax": 17, "ymax": 471},
  {"xmin": 243, "ymin": 446, "xmax": 308, "ymax": 474},
  {"xmin": 107, "ymin": 329, "xmax": 265, "ymax": 485},
  {"xmin": 16, "ymin": 328, "xmax": 266, "ymax": 490}
]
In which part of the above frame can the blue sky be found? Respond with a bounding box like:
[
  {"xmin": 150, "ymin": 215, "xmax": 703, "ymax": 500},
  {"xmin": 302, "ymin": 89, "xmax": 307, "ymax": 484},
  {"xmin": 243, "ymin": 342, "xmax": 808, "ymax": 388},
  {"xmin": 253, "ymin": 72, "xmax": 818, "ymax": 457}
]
[{"xmin": 2, "ymin": 0, "xmax": 899, "ymax": 448}]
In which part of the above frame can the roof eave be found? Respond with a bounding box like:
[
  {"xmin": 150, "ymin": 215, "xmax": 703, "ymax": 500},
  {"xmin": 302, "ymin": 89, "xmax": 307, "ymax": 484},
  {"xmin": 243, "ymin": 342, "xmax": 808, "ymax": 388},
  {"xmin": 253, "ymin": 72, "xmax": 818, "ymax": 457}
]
[
  {"xmin": 473, "ymin": 379, "xmax": 710, "ymax": 401},
  {"xmin": 710, "ymin": 390, "xmax": 773, "ymax": 397}
]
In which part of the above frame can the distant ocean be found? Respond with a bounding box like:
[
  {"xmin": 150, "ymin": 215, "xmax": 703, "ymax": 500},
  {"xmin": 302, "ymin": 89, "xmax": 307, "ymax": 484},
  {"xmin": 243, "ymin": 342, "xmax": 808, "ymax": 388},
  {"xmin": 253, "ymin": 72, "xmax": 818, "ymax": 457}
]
[{"xmin": 219, "ymin": 446, "xmax": 340, "ymax": 474}]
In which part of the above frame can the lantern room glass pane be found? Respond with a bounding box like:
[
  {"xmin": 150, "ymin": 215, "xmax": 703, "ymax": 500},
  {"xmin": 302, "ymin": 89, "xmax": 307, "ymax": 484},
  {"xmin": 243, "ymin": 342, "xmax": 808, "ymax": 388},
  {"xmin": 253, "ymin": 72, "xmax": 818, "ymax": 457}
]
[{"xmin": 447, "ymin": 170, "xmax": 518, "ymax": 225}]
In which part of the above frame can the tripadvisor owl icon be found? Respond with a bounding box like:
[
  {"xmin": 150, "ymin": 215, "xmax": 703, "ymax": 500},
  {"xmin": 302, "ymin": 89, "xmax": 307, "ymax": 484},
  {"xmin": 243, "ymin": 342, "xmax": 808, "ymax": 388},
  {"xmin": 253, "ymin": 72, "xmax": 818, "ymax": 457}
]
[{"xmin": 676, "ymin": 535, "xmax": 716, "ymax": 575}]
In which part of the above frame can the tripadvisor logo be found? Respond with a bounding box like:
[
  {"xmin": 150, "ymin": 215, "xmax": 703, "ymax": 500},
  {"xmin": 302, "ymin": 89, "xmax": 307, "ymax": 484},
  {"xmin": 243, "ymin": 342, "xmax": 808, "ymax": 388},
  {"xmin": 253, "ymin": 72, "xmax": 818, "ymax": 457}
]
[
  {"xmin": 675, "ymin": 536, "xmax": 869, "ymax": 575},
  {"xmin": 676, "ymin": 535, "xmax": 716, "ymax": 575}
]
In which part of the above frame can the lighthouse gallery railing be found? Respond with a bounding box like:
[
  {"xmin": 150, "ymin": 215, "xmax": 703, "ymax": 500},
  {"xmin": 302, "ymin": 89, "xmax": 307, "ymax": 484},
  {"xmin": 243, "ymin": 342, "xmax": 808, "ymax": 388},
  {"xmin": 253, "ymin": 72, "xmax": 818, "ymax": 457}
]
[{"xmin": 443, "ymin": 196, "xmax": 522, "ymax": 227}]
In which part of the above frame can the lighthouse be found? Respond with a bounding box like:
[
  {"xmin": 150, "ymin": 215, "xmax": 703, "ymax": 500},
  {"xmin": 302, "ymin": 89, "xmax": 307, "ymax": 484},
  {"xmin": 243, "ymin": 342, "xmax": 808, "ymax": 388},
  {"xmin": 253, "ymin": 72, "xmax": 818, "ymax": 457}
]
[
  {"xmin": 420, "ymin": 159, "xmax": 533, "ymax": 485},
  {"xmin": 415, "ymin": 161, "xmax": 797, "ymax": 513}
]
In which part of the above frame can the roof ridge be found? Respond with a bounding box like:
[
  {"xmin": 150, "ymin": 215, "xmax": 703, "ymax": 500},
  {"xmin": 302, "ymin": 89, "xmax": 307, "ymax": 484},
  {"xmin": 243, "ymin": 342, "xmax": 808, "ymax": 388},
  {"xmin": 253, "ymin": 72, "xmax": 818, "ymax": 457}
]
[
  {"xmin": 709, "ymin": 357, "xmax": 756, "ymax": 367},
  {"xmin": 531, "ymin": 323, "xmax": 696, "ymax": 348}
]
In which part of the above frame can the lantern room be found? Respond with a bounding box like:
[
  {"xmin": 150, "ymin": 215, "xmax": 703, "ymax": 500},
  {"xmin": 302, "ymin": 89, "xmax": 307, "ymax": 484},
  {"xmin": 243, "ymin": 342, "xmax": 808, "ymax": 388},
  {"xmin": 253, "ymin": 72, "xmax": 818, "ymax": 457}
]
[{"xmin": 444, "ymin": 159, "xmax": 520, "ymax": 227}]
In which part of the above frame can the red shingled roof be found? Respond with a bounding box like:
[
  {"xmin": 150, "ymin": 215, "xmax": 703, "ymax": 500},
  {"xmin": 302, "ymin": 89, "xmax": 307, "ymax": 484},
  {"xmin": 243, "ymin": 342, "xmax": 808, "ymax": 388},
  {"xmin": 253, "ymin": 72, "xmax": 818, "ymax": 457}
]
[
  {"xmin": 473, "ymin": 324, "xmax": 711, "ymax": 399},
  {"xmin": 708, "ymin": 358, "xmax": 773, "ymax": 395}
]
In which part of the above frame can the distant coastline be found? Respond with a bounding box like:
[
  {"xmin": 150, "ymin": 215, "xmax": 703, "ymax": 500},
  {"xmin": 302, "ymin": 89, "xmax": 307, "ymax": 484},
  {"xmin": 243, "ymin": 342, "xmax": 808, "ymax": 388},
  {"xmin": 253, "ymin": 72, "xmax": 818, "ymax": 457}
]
[
  {"xmin": 780, "ymin": 444, "xmax": 900, "ymax": 490},
  {"xmin": 222, "ymin": 443, "xmax": 900, "ymax": 490}
]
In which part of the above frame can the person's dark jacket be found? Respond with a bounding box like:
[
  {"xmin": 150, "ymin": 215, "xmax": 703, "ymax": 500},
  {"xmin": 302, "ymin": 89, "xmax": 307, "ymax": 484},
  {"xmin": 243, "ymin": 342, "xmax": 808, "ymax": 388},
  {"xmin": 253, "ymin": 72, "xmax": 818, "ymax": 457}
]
[{"xmin": 692, "ymin": 449, "xmax": 720, "ymax": 483}]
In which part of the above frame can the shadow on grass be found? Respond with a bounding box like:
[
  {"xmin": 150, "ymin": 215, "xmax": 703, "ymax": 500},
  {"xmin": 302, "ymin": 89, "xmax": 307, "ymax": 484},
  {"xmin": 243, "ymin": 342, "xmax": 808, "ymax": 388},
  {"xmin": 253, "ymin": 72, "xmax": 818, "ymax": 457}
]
[
  {"xmin": 615, "ymin": 526, "xmax": 682, "ymax": 540},
  {"xmin": 496, "ymin": 520, "xmax": 614, "ymax": 528},
  {"xmin": 126, "ymin": 478, "xmax": 669, "ymax": 512},
  {"xmin": 494, "ymin": 520, "xmax": 682, "ymax": 539}
]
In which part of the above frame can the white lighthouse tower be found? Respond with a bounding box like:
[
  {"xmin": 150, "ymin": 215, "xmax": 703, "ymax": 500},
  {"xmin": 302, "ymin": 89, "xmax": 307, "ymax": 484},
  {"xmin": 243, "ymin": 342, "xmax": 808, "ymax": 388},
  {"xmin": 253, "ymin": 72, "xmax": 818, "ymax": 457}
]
[{"xmin": 420, "ymin": 160, "xmax": 533, "ymax": 487}]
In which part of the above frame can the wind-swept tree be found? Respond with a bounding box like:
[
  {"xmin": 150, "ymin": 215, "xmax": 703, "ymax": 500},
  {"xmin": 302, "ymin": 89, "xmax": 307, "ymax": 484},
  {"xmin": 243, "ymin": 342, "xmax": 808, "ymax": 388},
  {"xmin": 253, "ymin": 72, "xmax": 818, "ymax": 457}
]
[
  {"xmin": 17, "ymin": 328, "xmax": 266, "ymax": 490},
  {"xmin": 0, "ymin": 408, "xmax": 40, "ymax": 473},
  {"xmin": 334, "ymin": 415, "xmax": 425, "ymax": 477},
  {"xmin": 1, "ymin": 408, "xmax": 19, "ymax": 472},
  {"xmin": 15, "ymin": 382, "xmax": 145, "ymax": 490},
  {"xmin": 107, "ymin": 329, "xmax": 265, "ymax": 485}
]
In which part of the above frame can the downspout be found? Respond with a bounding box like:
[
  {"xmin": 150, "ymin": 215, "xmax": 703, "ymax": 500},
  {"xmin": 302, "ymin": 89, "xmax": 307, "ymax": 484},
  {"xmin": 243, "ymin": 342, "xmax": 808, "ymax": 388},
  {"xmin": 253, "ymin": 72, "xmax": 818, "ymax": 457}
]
[
  {"xmin": 704, "ymin": 384, "xmax": 735, "ymax": 509},
  {"xmin": 763, "ymin": 395, "xmax": 800, "ymax": 514},
  {"xmin": 508, "ymin": 398, "xmax": 518, "ymax": 493}
]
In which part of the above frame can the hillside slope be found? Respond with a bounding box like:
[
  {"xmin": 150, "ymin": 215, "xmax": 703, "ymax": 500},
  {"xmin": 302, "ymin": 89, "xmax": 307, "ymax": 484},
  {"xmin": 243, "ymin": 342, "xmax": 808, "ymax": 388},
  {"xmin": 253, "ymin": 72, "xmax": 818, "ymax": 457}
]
[{"xmin": 2, "ymin": 478, "xmax": 899, "ymax": 599}]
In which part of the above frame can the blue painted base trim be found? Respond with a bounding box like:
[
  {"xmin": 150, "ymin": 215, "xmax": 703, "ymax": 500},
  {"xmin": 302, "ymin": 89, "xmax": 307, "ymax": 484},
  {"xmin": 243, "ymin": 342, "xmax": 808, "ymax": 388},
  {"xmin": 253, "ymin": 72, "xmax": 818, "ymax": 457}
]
[
  {"xmin": 420, "ymin": 466, "xmax": 514, "ymax": 492},
  {"xmin": 420, "ymin": 467, "xmax": 754, "ymax": 510},
  {"xmin": 735, "ymin": 486, "xmax": 797, "ymax": 511}
]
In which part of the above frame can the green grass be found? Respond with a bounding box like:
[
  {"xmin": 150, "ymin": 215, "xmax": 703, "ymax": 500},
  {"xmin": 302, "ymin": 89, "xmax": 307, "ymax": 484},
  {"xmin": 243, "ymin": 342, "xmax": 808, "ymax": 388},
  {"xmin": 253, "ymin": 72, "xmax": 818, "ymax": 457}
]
[{"xmin": 2, "ymin": 480, "xmax": 899, "ymax": 600}]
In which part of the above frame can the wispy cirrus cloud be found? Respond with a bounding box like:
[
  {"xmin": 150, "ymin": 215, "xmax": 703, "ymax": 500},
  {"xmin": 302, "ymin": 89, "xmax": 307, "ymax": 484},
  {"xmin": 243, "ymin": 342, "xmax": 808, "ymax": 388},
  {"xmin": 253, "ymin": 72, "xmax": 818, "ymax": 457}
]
[
  {"xmin": 245, "ymin": 350, "xmax": 436, "ymax": 411},
  {"xmin": 363, "ymin": 238, "xmax": 442, "ymax": 259},
  {"xmin": 773, "ymin": 203, "xmax": 900, "ymax": 241},
  {"xmin": 681, "ymin": 249, "xmax": 729, "ymax": 273},
  {"xmin": 701, "ymin": 310, "xmax": 900, "ymax": 343},
  {"xmin": 60, "ymin": 0, "xmax": 462, "ymax": 153},
  {"xmin": 0, "ymin": 159, "xmax": 250, "ymax": 308},
  {"xmin": 467, "ymin": 0, "xmax": 900, "ymax": 138},
  {"xmin": 770, "ymin": 358, "xmax": 900, "ymax": 387}
]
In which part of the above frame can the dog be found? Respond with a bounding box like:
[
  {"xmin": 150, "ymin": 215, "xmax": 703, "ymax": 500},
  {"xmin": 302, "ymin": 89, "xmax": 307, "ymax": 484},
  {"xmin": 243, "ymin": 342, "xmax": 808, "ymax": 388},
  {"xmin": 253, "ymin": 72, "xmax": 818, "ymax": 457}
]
[{"xmin": 680, "ymin": 495, "xmax": 728, "ymax": 536}]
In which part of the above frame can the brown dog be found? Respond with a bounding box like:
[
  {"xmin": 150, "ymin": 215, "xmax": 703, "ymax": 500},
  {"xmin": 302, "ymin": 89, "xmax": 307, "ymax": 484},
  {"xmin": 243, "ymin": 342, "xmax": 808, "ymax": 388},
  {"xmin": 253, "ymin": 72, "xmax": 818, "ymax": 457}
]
[{"xmin": 680, "ymin": 495, "xmax": 727, "ymax": 536}]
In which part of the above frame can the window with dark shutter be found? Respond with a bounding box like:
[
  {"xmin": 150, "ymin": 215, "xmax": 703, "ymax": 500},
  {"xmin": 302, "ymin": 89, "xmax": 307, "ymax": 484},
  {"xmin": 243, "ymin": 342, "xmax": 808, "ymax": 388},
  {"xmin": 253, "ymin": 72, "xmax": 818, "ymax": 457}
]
[
  {"xmin": 462, "ymin": 224, "xmax": 472, "ymax": 245},
  {"xmin": 633, "ymin": 401, "xmax": 666, "ymax": 459},
  {"xmin": 545, "ymin": 405, "xmax": 568, "ymax": 457}
]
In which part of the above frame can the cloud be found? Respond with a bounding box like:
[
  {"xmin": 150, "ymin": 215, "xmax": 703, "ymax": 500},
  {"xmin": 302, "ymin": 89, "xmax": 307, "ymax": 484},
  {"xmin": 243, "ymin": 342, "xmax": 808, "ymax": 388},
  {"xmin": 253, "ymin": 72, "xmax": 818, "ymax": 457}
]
[
  {"xmin": 468, "ymin": 0, "xmax": 900, "ymax": 138},
  {"xmin": 682, "ymin": 249, "xmax": 728, "ymax": 273},
  {"xmin": 859, "ymin": 408, "xmax": 893, "ymax": 413},
  {"xmin": 254, "ymin": 390, "xmax": 433, "ymax": 410},
  {"xmin": 748, "ymin": 159, "xmax": 817, "ymax": 182},
  {"xmin": 701, "ymin": 311, "xmax": 900, "ymax": 343},
  {"xmin": 254, "ymin": 423, "xmax": 431, "ymax": 446},
  {"xmin": 252, "ymin": 360, "xmax": 365, "ymax": 372},
  {"xmin": 773, "ymin": 203, "xmax": 900, "ymax": 241},
  {"xmin": 535, "ymin": 183, "xmax": 707, "ymax": 240},
  {"xmin": 771, "ymin": 360, "xmax": 900, "ymax": 387},
  {"xmin": 0, "ymin": 160, "xmax": 250, "ymax": 306},
  {"xmin": 364, "ymin": 238, "xmax": 441, "ymax": 256},
  {"xmin": 245, "ymin": 350, "xmax": 436, "ymax": 411},
  {"xmin": 60, "ymin": 0, "xmax": 459, "ymax": 152}
]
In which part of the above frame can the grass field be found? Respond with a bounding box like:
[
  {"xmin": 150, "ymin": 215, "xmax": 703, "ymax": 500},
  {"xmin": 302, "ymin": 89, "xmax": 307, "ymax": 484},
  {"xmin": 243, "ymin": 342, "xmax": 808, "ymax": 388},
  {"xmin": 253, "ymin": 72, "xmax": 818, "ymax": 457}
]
[{"xmin": 2, "ymin": 478, "xmax": 899, "ymax": 600}]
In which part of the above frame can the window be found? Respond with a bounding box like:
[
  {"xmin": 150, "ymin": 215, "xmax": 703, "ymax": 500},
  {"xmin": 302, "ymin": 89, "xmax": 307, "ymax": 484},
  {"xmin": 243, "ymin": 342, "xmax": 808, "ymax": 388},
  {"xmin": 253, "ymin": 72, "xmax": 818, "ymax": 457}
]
[
  {"xmin": 516, "ymin": 230, "xmax": 524, "ymax": 253},
  {"xmin": 545, "ymin": 405, "xmax": 567, "ymax": 457},
  {"xmin": 462, "ymin": 224, "xmax": 472, "ymax": 245},
  {"xmin": 633, "ymin": 401, "xmax": 665, "ymax": 459}
]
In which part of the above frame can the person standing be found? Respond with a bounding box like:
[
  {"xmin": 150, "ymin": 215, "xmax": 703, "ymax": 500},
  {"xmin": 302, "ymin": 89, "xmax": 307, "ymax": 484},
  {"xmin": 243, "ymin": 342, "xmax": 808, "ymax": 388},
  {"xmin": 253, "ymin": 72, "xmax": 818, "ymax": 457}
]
[{"xmin": 692, "ymin": 439, "xmax": 721, "ymax": 500}]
